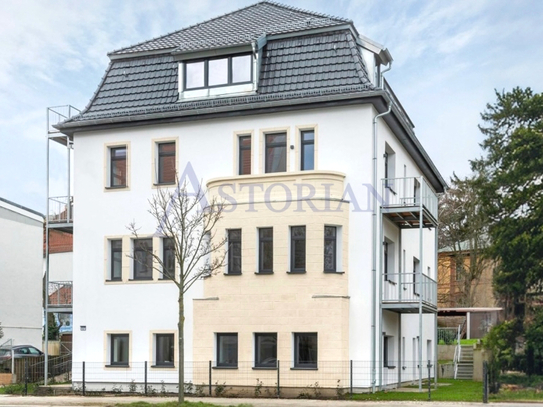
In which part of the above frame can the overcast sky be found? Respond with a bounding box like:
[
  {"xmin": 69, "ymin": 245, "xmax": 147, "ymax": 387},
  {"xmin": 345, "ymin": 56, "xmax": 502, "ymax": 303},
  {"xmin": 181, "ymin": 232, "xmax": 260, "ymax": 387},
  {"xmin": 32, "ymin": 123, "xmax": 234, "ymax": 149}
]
[{"xmin": 1, "ymin": 0, "xmax": 542, "ymax": 214}]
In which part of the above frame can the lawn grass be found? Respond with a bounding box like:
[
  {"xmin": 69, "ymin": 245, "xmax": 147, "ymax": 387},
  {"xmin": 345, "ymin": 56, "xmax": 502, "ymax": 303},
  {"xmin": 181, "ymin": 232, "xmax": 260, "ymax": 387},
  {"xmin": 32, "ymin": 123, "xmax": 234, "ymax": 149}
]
[
  {"xmin": 351, "ymin": 379, "xmax": 482, "ymax": 402},
  {"xmin": 113, "ymin": 402, "xmax": 253, "ymax": 407}
]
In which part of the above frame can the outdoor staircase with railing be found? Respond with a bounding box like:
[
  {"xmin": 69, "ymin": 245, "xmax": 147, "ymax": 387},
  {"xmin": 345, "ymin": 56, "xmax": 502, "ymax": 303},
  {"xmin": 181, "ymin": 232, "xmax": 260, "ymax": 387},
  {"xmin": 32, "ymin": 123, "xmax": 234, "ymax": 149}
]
[{"xmin": 455, "ymin": 345, "xmax": 474, "ymax": 380}]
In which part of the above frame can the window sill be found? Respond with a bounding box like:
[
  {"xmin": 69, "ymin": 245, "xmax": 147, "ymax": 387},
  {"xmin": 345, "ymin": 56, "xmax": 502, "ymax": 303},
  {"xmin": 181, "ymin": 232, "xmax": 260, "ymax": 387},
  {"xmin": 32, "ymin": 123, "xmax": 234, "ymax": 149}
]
[
  {"xmin": 128, "ymin": 277, "xmax": 153, "ymax": 281},
  {"xmin": 255, "ymin": 271, "xmax": 273, "ymax": 275},
  {"xmin": 105, "ymin": 279, "xmax": 123, "ymax": 283},
  {"xmin": 286, "ymin": 270, "xmax": 306, "ymax": 274},
  {"xmin": 105, "ymin": 364, "xmax": 129, "ymax": 368},
  {"xmin": 291, "ymin": 367, "xmax": 318, "ymax": 370},
  {"xmin": 105, "ymin": 186, "xmax": 128, "ymax": 190},
  {"xmin": 324, "ymin": 270, "xmax": 345, "ymax": 274},
  {"xmin": 153, "ymin": 182, "xmax": 176, "ymax": 187},
  {"xmin": 252, "ymin": 366, "xmax": 278, "ymax": 370},
  {"xmin": 385, "ymin": 366, "xmax": 396, "ymax": 370},
  {"xmin": 212, "ymin": 366, "xmax": 238, "ymax": 370},
  {"xmin": 223, "ymin": 272, "xmax": 242, "ymax": 276},
  {"xmin": 151, "ymin": 364, "xmax": 175, "ymax": 369}
]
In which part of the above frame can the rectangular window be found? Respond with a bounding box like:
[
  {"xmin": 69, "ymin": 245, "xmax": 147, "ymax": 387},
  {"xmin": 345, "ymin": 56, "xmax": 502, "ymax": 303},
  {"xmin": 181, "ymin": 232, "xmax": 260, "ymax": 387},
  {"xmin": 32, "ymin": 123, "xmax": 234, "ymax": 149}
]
[
  {"xmin": 258, "ymin": 228, "xmax": 273, "ymax": 273},
  {"xmin": 184, "ymin": 54, "xmax": 252, "ymax": 90},
  {"xmin": 185, "ymin": 61, "xmax": 205, "ymax": 89},
  {"xmin": 324, "ymin": 226, "xmax": 336, "ymax": 272},
  {"xmin": 158, "ymin": 142, "xmax": 176, "ymax": 184},
  {"xmin": 228, "ymin": 229, "xmax": 242, "ymax": 274},
  {"xmin": 294, "ymin": 333, "xmax": 317, "ymax": 368},
  {"xmin": 239, "ymin": 135, "xmax": 251, "ymax": 175},
  {"xmin": 110, "ymin": 240, "xmax": 122, "ymax": 281},
  {"xmin": 265, "ymin": 133, "xmax": 287, "ymax": 173},
  {"xmin": 383, "ymin": 241, "xmax": 389, "ymax": 281},
  {"xmin": 133, "ymin": 239, "xmax": 153, "ymax": 280},
  {"xmin": 232, "ymin": 54, "xmax": 252, "ymax": 83},
  {"xmin": 110, "ymin": 146, "xmax": 127, "ymax": 187},
  {"xmin": 155, "ymin": 334, "xmax": 174, "ymax": 367},
  {"xmin": 300, "ymin": 130, "xmax": 314, "ymax": 171},
  {"xmin": 110, "ymin": 334, "xmax": 129, "ymax": 366},
  {"xmin": 413, "ymin": 257, "xmax": 420, "ymax": 296},
  {"xmin": 208, "ymin": 57, "xmax": 228, "ymax": 87},
  {"xmin": 162, "ymin": 238, "xmax": 175, "ymax": 280},
  {"xmin": 255, "ymin": 333, "xmax": 277, "ymax": 368},
  {"xmin": 291, "ymin": 226, "xmax": 306, "ymax": 272},
  {"xmin": 217, "ymin": 333, "xmax": 238, "ymax": 367},
  {"xmin": 384, "ymin": 335, "xmax": 394, "ymax": 368}
]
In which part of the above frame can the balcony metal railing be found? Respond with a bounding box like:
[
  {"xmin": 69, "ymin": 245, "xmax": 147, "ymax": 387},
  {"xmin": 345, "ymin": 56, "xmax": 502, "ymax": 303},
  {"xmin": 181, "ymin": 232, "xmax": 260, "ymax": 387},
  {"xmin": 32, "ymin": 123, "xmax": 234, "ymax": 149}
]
[
  {"xmin": 381, "ymin": 177, "xmax": 438, "ymax": 220},
  {"xmin": 48, "ymin": 196, "xmax": 73, "ymax": 224},
  {"xmin": 48, "ymin": 281, "xmax": 73, "ymax": 307},
  {"xmin": 382, "ymin": 272, "xmax": 437, "ymax": 307}
]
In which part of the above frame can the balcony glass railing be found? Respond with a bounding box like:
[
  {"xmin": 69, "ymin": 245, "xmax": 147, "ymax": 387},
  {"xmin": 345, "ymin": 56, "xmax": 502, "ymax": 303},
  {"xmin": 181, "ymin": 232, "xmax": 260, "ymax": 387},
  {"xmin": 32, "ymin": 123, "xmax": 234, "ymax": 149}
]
[
  {"xmin": 381, "ymin": 177, "xmax": 438, "ymax": 220},
  {"xmin": 48, "ymin": 196, "xmax": 73, "ymax": 224},
  {"xmin": 382, "ymin": 272, "xmax": 437, "ymax": 307},
  {"xmin": 48, "ymin": 281, "xmax": 72, "ymax": 307}
]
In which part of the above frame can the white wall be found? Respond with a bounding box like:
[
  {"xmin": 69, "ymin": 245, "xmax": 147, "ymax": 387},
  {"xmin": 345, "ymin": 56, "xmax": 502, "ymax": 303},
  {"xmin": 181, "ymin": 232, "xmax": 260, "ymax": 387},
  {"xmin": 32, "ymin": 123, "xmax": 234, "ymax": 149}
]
[{"xmin": 0, "ymin": 202, "xmax": 43, "ymax": 347}]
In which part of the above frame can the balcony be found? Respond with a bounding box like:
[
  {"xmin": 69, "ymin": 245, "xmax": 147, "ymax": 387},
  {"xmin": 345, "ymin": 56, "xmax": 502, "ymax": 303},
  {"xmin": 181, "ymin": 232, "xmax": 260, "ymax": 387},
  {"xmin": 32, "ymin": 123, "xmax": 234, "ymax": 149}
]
[
  {"xmin": 48, "ymin": 281, "xmax": 72, "ymax": 313},
  {"xmin": 382, "ymin": 273, "xmax": 437, "ymax": 313},
  {"xmin": 48, "ymin": 196, "xmax": 73, "ymax": 232},
  {"xmin": 381, "ymin": 177, "xmax": 438, "ymax": 228}
]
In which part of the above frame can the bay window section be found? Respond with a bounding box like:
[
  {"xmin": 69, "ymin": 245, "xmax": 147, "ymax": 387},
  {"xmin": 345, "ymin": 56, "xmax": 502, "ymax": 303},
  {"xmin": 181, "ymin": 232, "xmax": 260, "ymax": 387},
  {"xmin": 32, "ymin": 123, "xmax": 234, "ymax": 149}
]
[
  {"xmin": 258, "ymin": 228, "xmax": 273, "ymax": 274},
  {"xmin": 227, "ymin": 229, "xmax": 242, "ymax": 275},
  {"xmin": 217, "ymin": 333, "xmax": 238, "ymax": 368},
  {"xmin": 323, "ymin": 226, "xmax": 337, "ymax": 272},
  {"xmin": 290, "ymin": 226, "xmax": 306, "ymax": 273},
  {"xmin": 255, "ymin": 333, "xmax": 277, "ymax": 368}
]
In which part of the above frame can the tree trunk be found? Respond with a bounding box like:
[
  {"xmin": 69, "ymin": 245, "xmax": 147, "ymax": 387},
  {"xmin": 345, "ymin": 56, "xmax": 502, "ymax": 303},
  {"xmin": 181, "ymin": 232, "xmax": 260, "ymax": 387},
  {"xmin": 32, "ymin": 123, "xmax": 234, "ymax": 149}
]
[{"xmin": 178, "ymin": 291, "xmax": 185, "ymax": 405}]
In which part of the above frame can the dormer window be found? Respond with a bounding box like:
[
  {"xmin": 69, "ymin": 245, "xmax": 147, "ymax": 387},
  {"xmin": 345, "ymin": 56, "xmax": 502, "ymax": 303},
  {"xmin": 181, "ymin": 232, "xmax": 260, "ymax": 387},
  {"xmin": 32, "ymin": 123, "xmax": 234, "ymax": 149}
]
[{"xmin": 184, "ymin": 54, "xmax": 252, "ymax": 91}]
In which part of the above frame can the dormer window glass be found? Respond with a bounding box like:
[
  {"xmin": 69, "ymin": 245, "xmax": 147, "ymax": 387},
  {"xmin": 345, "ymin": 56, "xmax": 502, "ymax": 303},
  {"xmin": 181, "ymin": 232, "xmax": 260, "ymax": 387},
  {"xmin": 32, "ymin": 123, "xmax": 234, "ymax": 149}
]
[{"xmin": 183, "ymin": 54, "xmax": 252, "ymax": 91}]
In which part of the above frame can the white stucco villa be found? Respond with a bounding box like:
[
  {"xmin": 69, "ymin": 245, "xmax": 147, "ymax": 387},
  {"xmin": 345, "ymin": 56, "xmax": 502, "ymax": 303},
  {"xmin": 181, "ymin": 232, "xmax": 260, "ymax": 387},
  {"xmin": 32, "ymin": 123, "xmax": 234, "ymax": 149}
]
[{"xmin": 52, "ymin": 1, "xmax": 446, "ymax": 393}]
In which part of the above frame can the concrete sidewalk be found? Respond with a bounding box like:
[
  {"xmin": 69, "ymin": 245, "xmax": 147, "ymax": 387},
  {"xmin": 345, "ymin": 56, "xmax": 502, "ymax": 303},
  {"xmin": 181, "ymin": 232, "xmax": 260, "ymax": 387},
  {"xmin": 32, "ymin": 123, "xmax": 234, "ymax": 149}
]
[{"xmin": 1, "ymin": 395, "xmax": 543, "ymax": 407}]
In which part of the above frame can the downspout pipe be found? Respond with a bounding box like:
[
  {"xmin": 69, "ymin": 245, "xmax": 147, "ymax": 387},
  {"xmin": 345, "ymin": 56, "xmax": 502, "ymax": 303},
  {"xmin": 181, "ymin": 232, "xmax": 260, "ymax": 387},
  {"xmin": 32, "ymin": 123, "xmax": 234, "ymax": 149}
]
[{"xmin": 371, "ymin": 61, "xmax": 392, "ymax": 393}]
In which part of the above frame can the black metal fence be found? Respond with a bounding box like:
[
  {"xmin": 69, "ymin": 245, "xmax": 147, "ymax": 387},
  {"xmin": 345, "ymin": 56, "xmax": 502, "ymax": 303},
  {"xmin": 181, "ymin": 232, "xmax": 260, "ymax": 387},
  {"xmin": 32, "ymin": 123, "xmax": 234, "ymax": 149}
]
[{"xmin": 68, "ymin": 360, "xmax": 436, "ymax": 398}]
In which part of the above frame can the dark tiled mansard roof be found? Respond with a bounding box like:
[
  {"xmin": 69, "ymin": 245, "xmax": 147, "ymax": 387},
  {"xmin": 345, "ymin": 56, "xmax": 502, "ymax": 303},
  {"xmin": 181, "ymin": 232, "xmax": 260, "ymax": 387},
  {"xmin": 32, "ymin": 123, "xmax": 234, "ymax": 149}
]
[{"xmin": 70, "ymin": 1, "xmax": 374, "ymax": 122}]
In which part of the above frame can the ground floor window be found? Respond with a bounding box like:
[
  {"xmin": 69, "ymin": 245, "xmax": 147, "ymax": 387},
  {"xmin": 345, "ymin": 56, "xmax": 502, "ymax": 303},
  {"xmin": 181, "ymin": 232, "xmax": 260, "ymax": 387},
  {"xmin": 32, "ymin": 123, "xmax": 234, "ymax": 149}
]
[
  {"xmin": 294, "ymin": 332, "xmax": 317, "ymax": 368},
  {"xmin": 155, "ymin": 333, "xmax": 175, "ymax": 367},
  {"xmin": 217, "ymin": 333, "xmax": 238, "ymax": 367},
  {"xmin": 110, "ymin": 334, "xmax": 129, "ymax": 366},
  {"xmin": 254, "ymin": 333, "xmax": 277, "ymax": 368}
]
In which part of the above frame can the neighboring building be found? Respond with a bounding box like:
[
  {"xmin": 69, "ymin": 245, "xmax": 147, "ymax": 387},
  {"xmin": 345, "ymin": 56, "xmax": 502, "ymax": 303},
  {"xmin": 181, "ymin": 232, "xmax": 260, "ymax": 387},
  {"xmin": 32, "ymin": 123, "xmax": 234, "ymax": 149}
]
[
  {"xmin": 47, "ymin": 229, "xmax": 73, "ymax": 336},
  {"xmin": 437, "ymin": 247, "xmax": 496, "ymax": 309},
  {"xmin": 0, "ymin": 198, "xmax": 44, "ymax": 347},
  {"xmin": 53, "ymin": 2, "xmax": 446, "ymax": 392},
  {"xmin": 437, "ymin": 246, "xmax": 501, "ymax": 339}
]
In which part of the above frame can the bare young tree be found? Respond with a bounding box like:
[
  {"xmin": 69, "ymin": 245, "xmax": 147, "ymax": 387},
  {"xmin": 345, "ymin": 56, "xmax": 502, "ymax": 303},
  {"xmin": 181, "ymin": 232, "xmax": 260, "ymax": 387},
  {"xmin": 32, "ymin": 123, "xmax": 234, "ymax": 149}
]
[{"xmin": 128, "ymin": 181, "xmax": 225, "ymax": 405}]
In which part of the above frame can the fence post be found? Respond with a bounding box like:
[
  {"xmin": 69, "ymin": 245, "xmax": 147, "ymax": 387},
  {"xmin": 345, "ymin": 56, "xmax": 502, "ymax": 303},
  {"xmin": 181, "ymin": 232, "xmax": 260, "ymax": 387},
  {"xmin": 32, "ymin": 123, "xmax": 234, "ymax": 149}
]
[
  {"xmin": 208, "ymin": 360, "xmax": 212, "ymax": 396},
  {"xmin": 427, "ymin": 360, "xmax": 431, "ymax": 401},
  {"xmin": 277, "ymin": 360, "xmax": 280, "ymax": 398},
  {"xmin": 483, "ymin": 361, "xmax": 488, "ymax": 404},
  {"xmin": 144, "ymin": 361, "xmax": 148, "ymax": 396},
  {"xmin": 82, "ymin": 361, "xmax": 86, "ymax": 396},
  {"xmin": 24, "ymin": 359, "xmax": 28, "ymax": 396},
  {"xmin": 350, "ymin": 360, "xmax": 353, "ymax": 398}
]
